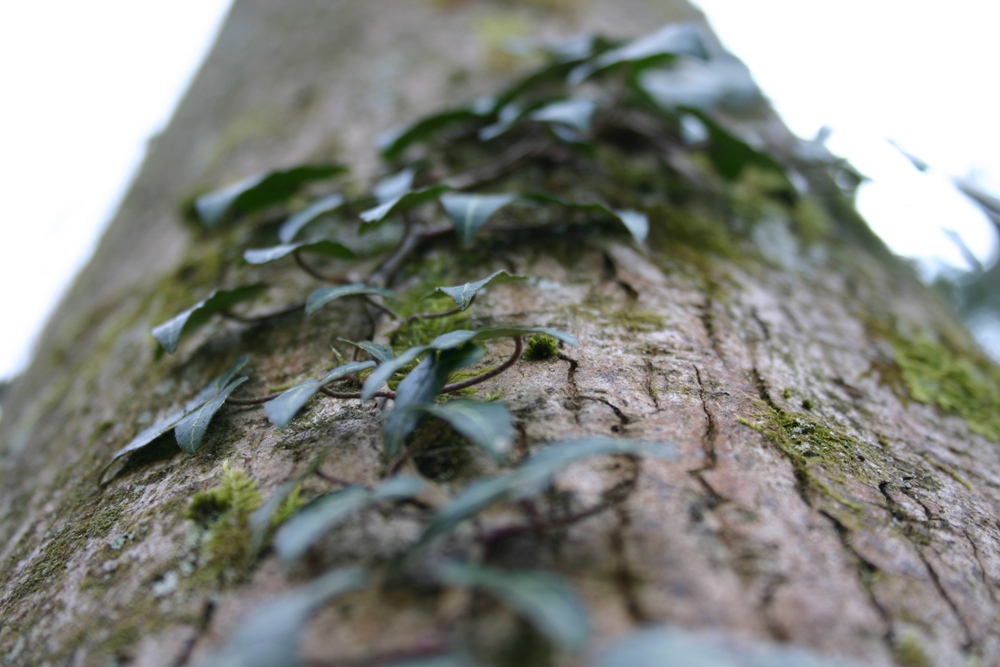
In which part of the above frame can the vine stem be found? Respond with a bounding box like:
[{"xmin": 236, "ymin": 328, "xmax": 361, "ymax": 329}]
[
  {"xmin": 294, "ymin": 249, "xmax": 344, "ymax": 283},
  {"xmin": 220, "ymin": 303, "xmax": 304, "ymax": 324},
  {"xmin": 445, "ymin": 137, "xmax": 550, "ymax": 191},
  {"xmin": 369, "ymin": 212, "xmax": 419, "ymax": 287}
]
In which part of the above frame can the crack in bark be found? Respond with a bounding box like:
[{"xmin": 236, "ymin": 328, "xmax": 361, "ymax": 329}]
[
  {"xmin": 916, "ymin": 546, "xmax": 974, "ymax": 651},
  {"xmin": 557, "ymin": 353, "xmax": 581, "ymax": 423},
  {"xmin": 642, "ymin": 360, "xmax": 661, "ymax": 411},
  {"xmin": 691, "ymin": 366, "xmax": 718, "ymax": 472},
  {"xmin": 577, "ymin": 395, "xmax": 630, "ymax": 432},
  {"xmin": 750, "ymin": 307, "xmax": 771, "ymax": 341},
  {"xmin": 698, "ymin": 294, "xmax": 725, "ymax": 359},
  {"xmin": 757, "ymin": 574, "xmax": 792, "ymax": 642},
  {"xmin": 173, "ymin": 595, "xmax": 218, "ymax": 667},
  {"xmin": 608, "ymin": 505, "xmax": 648, "ymax": 623},
  {"xmin": 963, "ymin": 528, "xmax": 998, "ymax": 605}
]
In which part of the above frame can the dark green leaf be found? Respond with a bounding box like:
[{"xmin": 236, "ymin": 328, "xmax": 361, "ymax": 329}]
[
  {"xmin": 193, "ymin": 567, "xmax": 366, "ymax": 667},
  {"xmin": 428, "ymin": 270, "xmax": 527, "ymax": 310},
  {"xmin": 278, "ymin": 193, "xmax": 346, "ymax": 243},
  {"xmin": 568, "ymin": 23, "xmax": 708, "ymax": 85},
  {"xmin": 383, "ymin": 345, "xmax": 484, "ymax": 458},
  {"xmin": 373, "ymin": 167, "xmax": 418, "ymax": 202},
  {"xmin": 682, "ymin": 109, "xmax": 789, "ymax": 183},
  {"xmin": 360, "ymin": 330, "xmax": 480, "ymax": 401},
  {"xmin": 492, "ymin": 59, "xmax": 583, "ymax": 111},
  {"xmin": 338, "ymin": 338, "xmax": 395, "ymax": 363},
  {"xmin": 437, "ymin": 563, "xmax": 589, "ymax": 651},
  {"xmin": 174, "ymin": 376, "xmax": 248, "ymax": 454},
  {"xmin": 306, "ymin": 284, "xmax": 394, "ymax": 316},
  {"xmin": 424, "ymin": 400, "xmax": 514, "ymax": 460},
  {"xmin": 528, "ymin": 98, "xmax": 598, "ymax": 133},
  {"xmin": 440, "ymin": 194, "xmax": 517, "ymax": 243},
  {"xmin": 264, "ymin": 361, "xmax": 376, "ymax": 429},
  {"xmin": 275, "ymin": 476, "xmax": 425, "ymax": 563},
  {"xmin": 378, "ymin": 107, "xmax": 487, "ymax": 161},
  {"xmin": 523, "ymin": 194, "xmax": 648, "ymax": 243},
  {"xmin": 152, "ymin": 284, "xmax": 268, "ymax": 354},
  {"xmin": 478, "ymin": 103, "xmax": 527, "ymax": 141},
  {"xmin": 360, "ymin": 185, "xmax": 452, "ymax": 225},
  {"xmin": 243, "ymin": 240, "xmax": 354, "ymax": 265},
  {"xmin": 194, "ymin": 164, "xmax": 348, "ymax": 229}
]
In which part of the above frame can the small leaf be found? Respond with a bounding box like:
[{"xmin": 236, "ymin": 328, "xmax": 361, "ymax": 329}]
[
  {"xmin": 638, "ymin": 55, "xmax": 762, "ymax": 115},
  {"xmin": 383, "ymin": 345, "xmax": 484, "ymax": 458},
  {"xmin": 278, "ymin": 193, "xmax": 346, "ymax": 243},
  {"xmin": 275, "ymin": 476, "xmax": 425, "ymax": 563},
  {"xmin": 424, "ymin": 400, "xmax": 515, "ymax": 460},
  {"xmin": 437, "ymin": 563, "xmax": 589, "ymax": 651},
  {"xmin": 523, "ymin": 194, "xmax": 648, "ymax": 243},
  {"xmin": 528, "ymin": 98, "xmax": 598, "ymax": 134},
  {"xmin": 568, "ymin": 23, "xmax": 708, "ymax": 85},
  {"xmin": 193, "ymin": 567, "xmax": 366, "ymax": 667},
  {"xmin": 440, "ymin": 194, "xmax": 518, "ymax": 243},
  {"xmin": 683, "ymin": 109, "xmax": 788, "ymax": 183},
  {"xmin": 338, "ymin": 338, "xmax": 395, "ymax": 363},
  {"xmin": 306, "ymin": 284, "xmax": 394, "ymax": 316},
  {"xmin": 360, "ymin": 330, "xmax": 480, "ymax": 401},
  {"xmin": 194, "ymin": 164, "xmax": 348, "ymax": 229},
  {"xmin": 174, "ymin": 377, "xmax": 248, "ymax": 454},
  {"xmin": 478, "ymin": 103, "xmax": 527, "ymax": 142},
  {"xmin": 264, "ymin": 361, "xmax": 376, "ymax": 429},
  {"xmin": 360, "ymin": 185, "xmax": 452, "ymax": 225},
  {"xmin": 614, "ymin": 209, "xmax": 649, "ymax": 244},
  {"xmin": 373, "ymin": 167, "xmax": 418, "ymax": 203},
  {"xmin": 152, "ymin": 285, "xmax": 268, "ymax": 354},
  {"xmin": 378, "ymin": 108, "xmax": 484, "ymax": 161},
  {"xmin": 243, "ymin": 240, "xmax": 354, "ymax": 265},
  {"xmin": 427, "ymin": 270, "xmax": 527, "ymax": 310}
]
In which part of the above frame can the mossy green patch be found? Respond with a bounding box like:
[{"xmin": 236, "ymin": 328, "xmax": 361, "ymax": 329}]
[
  {"xmin": 892, "ymin": 632, "xmax": 933, "ymax": 667},
  {"xmin": 524, "ymin": 333, "xmax": 559, "ymax": 361},
  {"xmin": 892, "ymin": 334, "xmax": 1000, "ymax": 440},
  {"xmin": 187, "ymin": 460, "xmax": 263, "ymax": 580}
]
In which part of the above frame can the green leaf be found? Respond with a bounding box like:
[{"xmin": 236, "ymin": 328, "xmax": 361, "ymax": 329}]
[
  {"xmin": 440, "ymin": 194, "xmax": 518, "ymax": 243},
  {"xmin": 478, "ymin": 102, "xmax": 527, "ymax": 141},
  {"xmin": 275, "ymin": 476, "xmax": 425, "ymax": 563},
  {"xmin": 194, "ymin": 164, "xmax": 348, "ymax": 229},
  {"xmin": 528, "ymin": 98, "xmax": 598, "ymax": 133},
  {"xmin": 264, "ymin": 361, "xmax": 376, "ymax": 429},
  {"xmin": 243, "ymin": 240, "xmax": 354, "ymax": 265},
  {"xmin": 152, "ymin": 284, "xmax": 268, "ymax": 354},
  {"xmin": 383, "ymin": 345, "xmax": 484, "ymax": 458},
  {"xmin": 682, "ymin": 109, "xmax": 788, "ymax": 183},
  {"xmin": 423, "ymin": 400, "xmax": 514, "ymax": 460},
  {"xmin": 360, "ymin": 185, "xmax": 452, "ymax": 225},
  {"xmin": 568, "ymin": 23, "xmax": 708, "ymax": 85},
  {"xmin": 427, "ymin": 270, "xmax": 527, "ymax": 310},
  {"xmin": 638, "ymin": 55, "xmax": 762, "ymax": 115},
  {"xmin": 418, "ymin": 438, "xmax": 674, "ymax": 546},
  {"xmin": 437, "ymin": 563, "xmax": 589, "ymax": 652},
  {"xmin": 471, "ymin": 326, "xmax": 578, "ymax": 347},
  {"xmin": 306, "ymin": 284, "xmax": 394, "ymax": 316},
  {"xmin": 193, "ymin": 567, "xmax": 366, "ymax": 667},
  {"xmin": 377, "ymin": 107, "xmax": 486, "ymax": 161},
  {"xmin": 373, "ymin": 167, "xmax": 418, "ymax": 202},
  {"xmin": 523, "ymin": 193, "xmax": 648, "ymax": 243},
  {"xmin": 360, "ymin": 330, "xmax": 480, "ymax": 401},
  {"xmin": 174, "ymin": 376, "xmax": 248, "ymax": 454},
  {"xmin": 277, "ymin": 193, "xmax": 346, "ymax": 243},
  {"xmin": 338, "ymin": 338, "xmax": 395, "ymax": 363}
]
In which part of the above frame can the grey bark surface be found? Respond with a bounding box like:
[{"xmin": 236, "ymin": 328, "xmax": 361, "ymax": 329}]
[{"xmin": 2, "ymin": 2, "xmax": 998, "ymax": 667}]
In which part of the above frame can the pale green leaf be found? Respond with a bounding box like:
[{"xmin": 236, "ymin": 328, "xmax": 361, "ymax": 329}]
[
  {"xmin": 152, "ymin": 285, "xmax": 268, "ymax": 354},
  {"xmin": 278, "ymin": 193, "xmax": 346, "ymax": 243},
  {"xmin": 373, "ymin": 167, "xmax": 418, "ymax": 202},
  {"xmin": 423, "ymin": 400, "xmax": 514, "ymax": 460},
  {"xmin": 338, "ymin": 338, "xmax": 395, "ymax": 363},
  {"xmin": 522, "ymin": 194, "xmax": 648, "ymax": 244},
  {"xmin": 528, "ymin": 98, "xmax": 598, "ymax": 133},
  {"xmin": 264, "ymin": 361, "xmax": 376, "ymax": 429},
  {"xmin": 174, "ymin": 377, "xmax": 248, "ymax": 454},
  {"xmin": 243, "ymin": 240, "xmax": 354, "ymax": 265},
  {"xmin": 568, "ymin": 23, "xmax": 708, "ymax": 85},
  {"xmin": 440, "ymin": 194, "xmax": 518, "ymax": 243},
  {"xmin": 306, "ymin": 284, "xmax": 394, "ymax": 316},
  {"xmin": 427, "ymin": 271, "xmax": 527, "ymax": 310},
  {"xmin": 359, "ymin": 185, "xmax": 452, "ymax": 225}
]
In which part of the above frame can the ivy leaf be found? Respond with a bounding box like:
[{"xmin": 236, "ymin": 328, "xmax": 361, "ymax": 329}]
[
  {"xmin": 471, "ymin": 326, "xmax": 578, "ymax": 347},
  {"xmin": 528, "ymin": 98, "xmax": 598, "ymax": 134},
  {"xmin": 523, "ymin": 194, "xmax": 648, "ymax": 243},
  {"xmin": 377, "ymin": 106, "xmax": 487, "ymax": 161},
  {"xmin": 277, "ymin": 194, "xmax": 346, "ymax": 244},
  {"xmin": 478, "ymin": 103, "xmax": 527, "ymax": 142},
  {"xmin": 417, "ymin": 438, "xmax": 675, "ymax": 547},
  {"xmin": 427, "ymin": 270, "xmax": 527, "ymax": 310},
  {"xmin": 568, "ymin": 23, "xmax": 708, "ymax": 85},
  {"xmin": 275, "ymin": 475, "xmax": 425, "ymax": 563},
  {"xmin": 264, "ymin": 361, "xmax": 376, "ymax": 429},
  {"xmin": 174, "ymin": 376, "xmax": 248, "ymax": 454},
  {"xmin": 361, "ymin": 330, "xmax": 480, "ymax": 401},
  {"xmin": 423, "ymin": 400, "xmax": 514, "ymax": 461},
  {"xmin": 338, "ymin": 338, "xmax": 395, "ymax": 363},
  {"xmin": 437, "ymin": 563, "xmax": 589, "ymax": 652},
  {"xmin": 373, "ymin": 167, "xmax": 418, "ymax": 203},
  {"xmin": 152, "ymin": 284, "xmax": 268, "ymax": 355},
  {"xmin": 243, "ymin": 240, "xmax": 354, "ymax": 265},
  {"xmin": 111, "ymin": 356, "xmax": 249, "ymax": 462},
  {"xmin": 306, "ymin": 284, "xmax": 394, "ymax": 316},
  {"xmin": 194, "ymin": 164, "xmax": 348, "ymax": 230},
  {"xmin": 440, "ymin": 194, "xmax": 518, "ymax": 243},
  {"xmin": 360, "ymin": 185, "xmax": 452, "ymax": 225},
  {"xmin": 682, "ymin": 109, "xmax": 789, "ymax": 183},
  {"xmin": 193, "ymin": 567, "xmax": 366, "ymax": 667},
  {"xmin": 383, "ymin": 345, "xmax": 485, "ymax": 458},
  {"xmin": 638, "ymin": 55, "xmax": 762, "ymax": 115}
]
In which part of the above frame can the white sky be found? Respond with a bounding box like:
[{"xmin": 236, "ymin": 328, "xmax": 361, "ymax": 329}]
[{"xmin": 0, "ymin": 1, "xmax": 998, "ymax": 380}]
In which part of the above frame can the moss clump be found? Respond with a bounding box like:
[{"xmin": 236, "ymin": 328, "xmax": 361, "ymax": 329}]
[
  {"xmin": 892, "ymin": 335, "xmax": 1000, "ymax": 440},
  {"xmin": 612, "ymin": 309, "xmax": 665, "ymax": 333},
  {"xmin": 524, "ymin": 334, "xmax": 559, "ymax": 361},
  {"xmin": 893, "ymin": 632, "xmax": 932, "ymax": 667},
  {"xmin": 187, "ymin": 460, "xmax": 262, "ymax": 579}
]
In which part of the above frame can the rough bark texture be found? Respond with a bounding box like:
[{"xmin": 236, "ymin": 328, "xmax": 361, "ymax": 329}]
[{"xmin": 2, "ymin": 2, "xmax": 999, "ymax": 667}]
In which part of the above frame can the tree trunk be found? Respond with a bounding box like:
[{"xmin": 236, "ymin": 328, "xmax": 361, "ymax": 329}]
[{"xmin": 2, "ymin": 2, "xmax": 998, "ymax": 666}]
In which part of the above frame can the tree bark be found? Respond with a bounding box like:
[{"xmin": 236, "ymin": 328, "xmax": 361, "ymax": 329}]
[{"xmin": 2, "ymin": 2, "xmax": 998, "ymax": 667}]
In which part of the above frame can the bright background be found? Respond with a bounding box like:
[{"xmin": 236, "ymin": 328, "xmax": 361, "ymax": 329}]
[{"xmin": 1, "ymin": 0, "xmax": 997, "ymax": 380}]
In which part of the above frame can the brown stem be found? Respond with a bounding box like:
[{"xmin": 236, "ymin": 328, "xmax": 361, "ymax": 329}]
[
  {"xmin": 319, "ymin": 386, "xmax": 396, "ymax": 400},
  {"xmin": 226, "ymin": 392, "xmax": 283, "ymax": 406},
  {"xmin": 369, "ymin": 213, "xmax": 419, "ymax": 287},
  {"xmin": 438, "ymin": 336, "xmax": 522, "ymax": 394},
  {"xmin": 364, "ymin": 296, "xmax": 400, "ymax": 320},
  {"xmin": 294, "ymin": 249, "xmax": 343, "ymax": 283}
]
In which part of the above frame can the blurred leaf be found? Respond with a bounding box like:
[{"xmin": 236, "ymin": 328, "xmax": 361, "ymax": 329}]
[
  {"xmin": 437, "ymin": 562, "xmax": 589, "ymax": 652},
  {"xmin": 243, "ymin": 240, "xmax": 354, "ymax": 265},
  {"xmin": 638, "ymin": 55, "xmax": 762, "ymax": 115},
  {"xmin": 278, "ymin": 194, "xmax": 346, "ymax": 243},
  {"xmin": 193, "ymin": 567, "xmax": 366, "ymax": 667},
  {"xmin": 568, "ymin": 23, "xmax": 708, "ymax": 85},
  {"xmin": 174, "ymin": 376, "xmax": 248, "ymax": 454},
  {"xmin": 954, "ymin": 178, "xmax": 1000, "ymax": 231},
  {"xmin": 264, "ymin": 361, "xmax": 376, "ymax": 429},
  {"xmin": 194, "ymin": 164, "xmax": 347, "ymax": 229},
  {"xmin": 478, "ymin": 103, "xmax": 528, "ymax": 142},
  {"xmin": 275, "ymin": 475, "xmax": 425, "ymax": 563},
  {"xmin": 423, "ymin": 400, "xmax": 515, "ymax": 460},
  {"xmin": 111, "ymin": 356, "xmax": 249, "ymax": 462},
  {"xmin": 683, "ymin": 109, "xmax": 788, "ymax": 183},
  {"xmin": 427, "ymin": 270, "xmax": 527, "ymax": 309},
  {"xmin": 360, "ymin": 185, "xmax": 452, "ymax": 225},
  {"xmin": 374, "ymin": 167, "xmax": 419, "ymax": 202},
  {"xmin": 152, "ymin": 284, "xmax": 268, "ymax": 354},
  {"xmin": 528, "ymin": 98, "xmax": 598, "ymax": 133},
  {"xmin": 378, "ymin": 107, "xmax": 487, "ymax": 161},
  {"xmin": 440, "ymin": 194, "xmax": 518, "ymax": 243},
  {"xmin": 338, "ymin": 338, "xmax": 395, "ymax": 363},
  {"xmin": 306, "ymin": 284, "xmax": 394, "ymax": 316},
  {"xmin": 523, "ymin": 194, "xmax": 648, "ymax": 243},
  {"xmin": 383, "ymin": 345, "xmax": 484, "ymax": 457}
]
